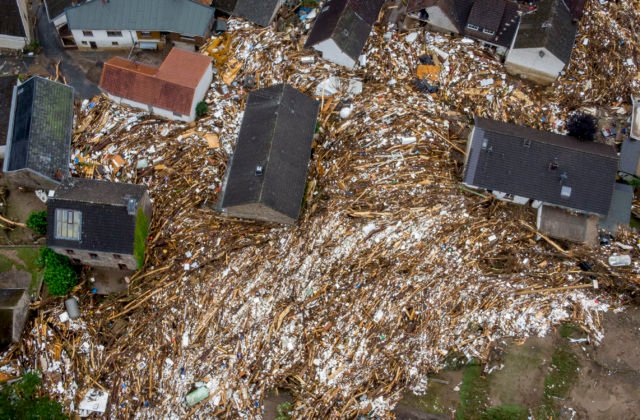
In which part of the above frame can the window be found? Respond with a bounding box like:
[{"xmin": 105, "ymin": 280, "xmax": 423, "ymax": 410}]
[
  {"xmin": 522, "ymin": 139, "xmax": 531, "ymax": 148},
  {"xmin": 173, "ymin": 112, "xmax": 182, "ymax": 117},
  {"xmin": 55, "ymin": 209, "xmax": 82, "ymax": 240},
  {"xmin": 113, "ymin": 254, "xmax": 122, "ymax": 260},
  {"xmin": 66, "ymin": 249, "xmax": 75, "ymax": 255},
  {"xmin": 89, "ymin": 253, "xmax": 99, "ymax": 260},
  {"xmin": 112, "ymin": 41, "xmax": 119, "ymax": 46},
  {"xmin": 107, "ymin": 31, "xmax": 122, "ymax": 37},
  {"xmin": 140, "ymin": 31, "xmax": 152, "ymax": 36},
  {"xmin": 482, "ymin": 28, "xmax": 495, "ymax": 35},
  {"xmin": 466, "ymin": 24, "xmax": 480, "ymax": 31},
  {"xmin": 81, "ymin": 41, "xmax": 88, "ymax": 45},
  {"xmin": 561, "ymin": 186, "xmax": 572, "ymax": 198},
  {"xmin": 82, "ymin": 30, "xmax": 93, "ymax": 37},
  {"xmin": 118, "ymin": 263, "xmax": 128, "ymax": 270}
]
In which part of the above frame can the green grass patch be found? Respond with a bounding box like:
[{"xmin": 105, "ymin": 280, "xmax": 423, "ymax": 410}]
[
  {"xmin": 482, "ymin": 404, "xmax": 528, "ymax": 420},
  {"xmin": 456, "ymin": 361, "xmax": 489, "ymax": 420},
  {"xmin": 0, "ymin": 248, "xmax": 43, "ymax": 296},
  {"xmin": 275, "ymin": 402, "xmax": 292, "ymax": 420},
  {"xmin": 134, "ymin": 208, "xmax": 149, "ymax": 269},
  {"xmin": 559, "ymin": 323, "xmax": 582, "ymax": 339},
  {"xmin": 534, "ymin": 345, "xmax": 579, "ymax": 417}
]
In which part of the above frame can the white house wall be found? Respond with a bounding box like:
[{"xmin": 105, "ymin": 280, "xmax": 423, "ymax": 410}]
[
  {"xmin": 505, "ymin": 47, "xmax": 565, "ymax": 84},
  {"xmin": 52, "ymin": 14, "xmax": 67, "ymax": 29},
  {"xmin": 72, "ymin": 29, "xmax": 137, "ymax": 49},
  {"xmin": 425, "ymin": 6, "xmax": 459, "ymax": 34},
  {"xmin": 188, "ymin": 65, "xmax": 213, "ymax": 120},
  {"xmin": 0, "ymin": 34, "xmax": 27, "ymax": 50},
  {"xmin": 313, "ymin": 38, "xmax": 356, "ymax": 69},
  {"xmin": 106, "ymin": 93, "xmax": 194, "ymax": 123}
]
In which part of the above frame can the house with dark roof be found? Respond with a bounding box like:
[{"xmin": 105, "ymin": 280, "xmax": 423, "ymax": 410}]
[
  {"xmin": 0, "ymin": 75, "xmax": 18, "ymax": 165},
  {"xmin": 463, "ymin": 117, "xmax": 619, "ymax": 244},
  {"xmin": 405, "ymin": 0, "xmax": 519, "ymax": 55},
  {"xmin": 0, "ymin": 271, "xmax": 31, "ymax": 349},
  {"xmin": 100, "ymin": 48, "xmax": 213, "ymax": 122},
  {"xmin": 44, "ymin": 0, "xmax": 85, "ymax": 48},
  {"xmin": 505, "ymin": 0, "xmax": 577, "ymax": 84},
  {"xmin": 304, "ymin": 0, "xmax": 385, "ymax": 69},
  {"xmin": 3, "ymin": 77, "xmax": 74, "ymax": 191},
  {"xmin": 214, "ymin": 0, "xmax": 284, "ymax": 27},
  {"xmin": 65, "ymin": 0, "xmax": 215, "ymax": 50},
  {"xmin": 0, "ymin": 0, "xmax": 31, "ymax": 50},
  {"xmin": 220, "ymin": 84, "xmax": 319, "ymax": 224},
  {"xmin": 47, "ymin": 178, "xmax": 152, "ymax": 270}
]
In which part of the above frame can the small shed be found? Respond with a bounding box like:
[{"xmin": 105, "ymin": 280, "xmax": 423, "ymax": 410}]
[
  {"xmin": 220, "ymin": 84, "xmax": 319, "ymax": 224},
  {"xmin": 304, "ymin": 0, "xmax": 385, "ymax": 69},
  {"xmin": 599, "ymin": 183, "xmax": 634, "ymax": 234},
  {"xmin": 620, "ymin": 138, "xmax": 640, "ymax": 177},
  {"xmin": 3, "ymin": 76, "xmax": 74, "ymax": 190}
]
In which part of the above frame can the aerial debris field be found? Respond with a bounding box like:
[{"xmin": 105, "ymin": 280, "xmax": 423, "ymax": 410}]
[{"xmin": 6, "ymin": 0, "xmax": 640, "ymax": 417}]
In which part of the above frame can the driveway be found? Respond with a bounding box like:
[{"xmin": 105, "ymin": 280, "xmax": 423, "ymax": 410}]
[{"xmin": 35, "ymin": 4, "xmax": 101, "ymax": 99}]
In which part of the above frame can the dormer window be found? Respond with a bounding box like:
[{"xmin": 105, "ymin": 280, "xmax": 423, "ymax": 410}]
[
  {"xmin": 466, "ymin": 24, "xmax": 480, "ymax": 31},
  {"xmin": 55, "ymin": 209, "xmax": 82, "ymax": 241},
  {"xmin": 482, "ymin": 28, "xmax": 495, "ymax": 35}
]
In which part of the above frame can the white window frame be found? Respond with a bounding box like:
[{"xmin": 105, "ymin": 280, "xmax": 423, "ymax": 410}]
[
  {"xmin": 466, "ymin": 24, "xmax": 480, "ymax": 31},
  {"xmin": 107, "ymin": 30, "xmax": 123, "ymax": 37},
  {"xmin": 482, "ymin": 28, "xmax": 495, "ymax": 35},
  {"xmin": 55, "ymin": 209, "xmax": 82, "ymax": 241}
]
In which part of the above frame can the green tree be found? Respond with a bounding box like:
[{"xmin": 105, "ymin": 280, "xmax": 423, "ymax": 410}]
[
  {"xmin": 38, "ymin": 248, "xmax": 78, "ymax": 296},
  {"xmin": 0, "ymin": 372, "xmax": 67, "ymax": 419},
  {"xmin": 196, "ymin": 101, "xmax": 208, "ymax": 118},
  {"xmin": 26, "ymin": 211, "xmax": 48, "ymax": 236}
]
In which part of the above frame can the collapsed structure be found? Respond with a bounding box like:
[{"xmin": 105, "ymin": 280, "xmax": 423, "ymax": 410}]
[
  {"xmin": 305, "ymin": 0, "xmax": 385, "ymax": 68},
  {"xmin": 3, "ymin": 76, "xmax": 74, "ymax": 190},
  {"xmin": 463, "ymin": 117, "xmax": 619, "ymax": 244},
  {"xmin": 47, "ymin": 178, "xmax": 152, "ymax": 270},
  {"xmin": 220, "ymin": 84, "xmax": 319, "ymax": 224},
  {"xmin": 99, "ymin": 48, "xmax": 213, "ymax": 122}
]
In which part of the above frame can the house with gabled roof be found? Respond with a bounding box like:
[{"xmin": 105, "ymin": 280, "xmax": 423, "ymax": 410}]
[
  {"xmin": 213, "ymin": 0, "xmax": 284, "ymax": 27},
  {"xmin": 47, "ymin": 178, "xmax": 152, "ymax": 270},
  {"xmin": 99, "ymin": 48, "xmax": 213, "ymax": 122},
  {"xmin": 3, "ymin": 76, "xmax": 74, "ymax": 191},
  {"xmin": 220, "ymin": 84, "xmax": 320, "ymax": 224},
  {"xmin": 65, "ymin": 0, "xmax": 215, "ymax": 50},
  {"xmin": 304, "ymin": 0, "xmax": 385, "ymax": 69},
  {"xmin": 0, "ymin": 0, "xmax": 31, "ymax": 50},
  {"xmin": 505, "ymin": 0, "xmax": 577, "ymax": 84},
  {"xmin": 463, "ymin": 117, "xmax": 619, "ymax": 244}
]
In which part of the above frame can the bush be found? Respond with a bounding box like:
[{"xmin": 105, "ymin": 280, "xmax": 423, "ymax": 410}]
[
  {"xmin": 196, "ymin": 101, "xmax": 208, "ymax": 118},
  {"xmin": 0, "ymin": 372, "xmax": 66, "ymax": 419},
  {"xmin": 275, "ymin": 402, "xmax": 292, "ymax": 420},
  {"xmin": 566, "ymin": 113, "xmax": 598, "ymax": 141},
  {"xmin": 26, "ymin": 211, "xmax": 48, "ymax": 236},
  {"xmin": 39, "ymin": 248, "xmax": 78, "ymax": 296},
  {"xmin": 134, "ymin": 208, "xmax": 149, "ymax": 269}
]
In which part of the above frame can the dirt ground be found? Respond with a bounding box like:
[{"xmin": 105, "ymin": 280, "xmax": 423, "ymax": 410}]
[
  {"xmin": 396, "ymin": 307, "xmax": 640, "ymax": 419},
  {"xmin": 0, "ymin": 185, "xmax": 45, "ymax": 246}
]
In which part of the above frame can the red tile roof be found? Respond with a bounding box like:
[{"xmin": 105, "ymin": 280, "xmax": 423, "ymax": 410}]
[{"xmin": 99, "ymin": 48, "xmax": 211, "ymax": 116}]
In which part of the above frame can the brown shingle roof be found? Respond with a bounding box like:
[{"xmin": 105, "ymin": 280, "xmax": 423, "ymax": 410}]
[{"xmin": 99, "ymin": 48, "xmax": 211, "ymax": 116}]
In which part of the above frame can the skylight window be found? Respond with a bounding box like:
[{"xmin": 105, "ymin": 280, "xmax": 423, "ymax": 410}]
[
  {"xmin": 561, "ymin": 186, "xmax": 572, "ymax": 198},
  {"xmin": 466, "ymin": 24, "xmax": 480, "ymax": 31},
  {"xmin": 55, "ymin": 209, "xmax": 82, "ymax": 240},
  {"xmin": 482, "ymin": 28, "xmax": 495, "ymax": 35}
]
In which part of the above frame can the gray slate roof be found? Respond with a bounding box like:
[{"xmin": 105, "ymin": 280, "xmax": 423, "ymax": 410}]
[
  {"xmin": 66, "ymin": 0, "xmax": 215, "ymax": 36},
  {"xmin": 0, "ymin": 0, "xmax": 26, "ymax": 37},
  {"xmin": 221, "ymin": 84, "xmax": 319, "ymax": 221},
  {"xmin": 619, "ymin": 138, "xmax": 640, "ymax": 176},
  {"xmin": 44, "ymin": 0, "xmax": 75, "ymax": 20},
  {"xmin": 512, "ymin": 0, "xmax": 577, "ymax": 64},
  {"xmin": 5, "ymin": 77, "xmax": 74, "ymax": 182},
  {"xmin": 212, "ymin": 0, "xmax": 237, "ymax": 14},
  {"xmin": 304, "ymin": 0, "xmax": 385, "ymax": 61},
  {"xmin": 47, "ymin": 178, "xmax": 148, "ymax": 254},
  {"xmin": 600, "ymin": 183, "xmax": 633, "ymax": 233},
  {"xmin": 463, "ymin": 117, "xmax": 618, "ymax": 216},
  {"xmin": 0, "ymin": 76, "xmax": 18, "ymax": 148},
  {"xmin": 232, "ymin": 0, "xmax": 282, "ymax": 27}
]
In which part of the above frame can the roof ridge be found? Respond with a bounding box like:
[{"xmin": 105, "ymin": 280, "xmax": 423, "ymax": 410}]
[{"xmin": 257, "ymin": 84, "xmax": 287, "ymax": 205}]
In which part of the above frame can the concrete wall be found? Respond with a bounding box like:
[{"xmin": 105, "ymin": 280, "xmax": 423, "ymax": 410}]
[
  {"xmin": 537, "ymin": 205, "xmax": 599, "ymax": 245},
  {"xmin": 505, "ymin": 47, "xmax": 565, "ymax": 85},
  {"xmin": 72, "ymin": 29, "xmax": 137, "ymax": 49},
  {"xmin": 3, "ymin": 169, "xmax": 61, "ymax": 191},
  {"xmin": 52, "ymin": 246, "xmax": 137, "ymax": 270},
  {"xmin": 313, "ymin": 38, "xmax": 356, "ymax": 69},
  {"xmin": 0, "ymin": 34, "xmax": 27, "ymax": 50},
  {"xmin": 10, "ymin": 291, "xmax": 29, "ymax": 342}
]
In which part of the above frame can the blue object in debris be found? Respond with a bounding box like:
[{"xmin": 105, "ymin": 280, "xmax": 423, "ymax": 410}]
[
  {"xmin": 88, "ymin": 102, "xmax": 96, "ymax": 109},
  {"xmin": 91, "ymin": 288, "xmax": 97, "ymax": 294}
]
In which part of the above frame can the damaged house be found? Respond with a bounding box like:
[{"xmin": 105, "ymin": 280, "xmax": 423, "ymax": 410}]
[
  {"xmin": 99, "ymin": 47, "xmax": 213, "ymax": 122},
  {"xmin": 463, "ymin": 117, "xmax": 619, "ymax": 245},
  {"xmin": 44, "ymin": 0, "xmax": 85, "ymax": 49},
  {"xmin": 213, "ymin": 0, "xmax": 284, "ymax": 27},
  {"xmin": 47, "ymin": 178, "xmax": 152, "ymax": 270},
  {"xmin": 3, "ymin": 76, "xmax": 74, "ymax": 190},
  {"xmin": 405, "ymin": 0, "xmax": 520, "ymax": 55},
  {"xmin": 0, "ymin": 0, "xmax": 31, "ymax": 50},
  {"xmin": 220, "ymin": 84, "xmax": 319, "ymax": 224},
  {"xmin": 65, "ymin": 0, "xmax": 215, "ymax": 50},
  {"xmin": 304, "ymin": 0, "xmax": 385, "ymax": 69},
  {"xmin": 504, "ymin": 0, "xmax": 578, "ymax": 84}
]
